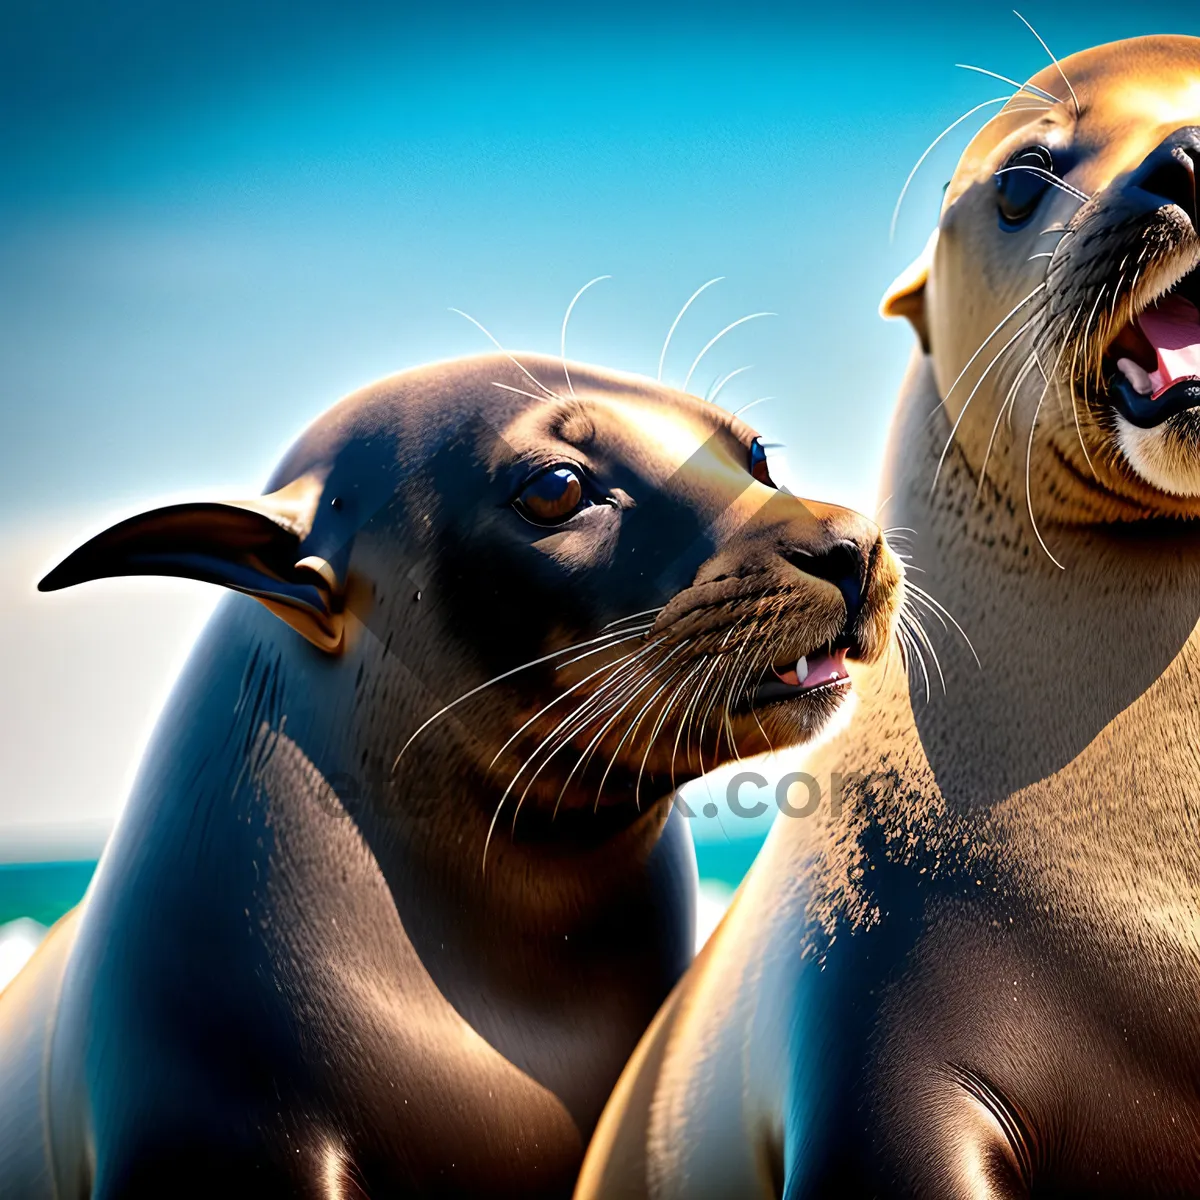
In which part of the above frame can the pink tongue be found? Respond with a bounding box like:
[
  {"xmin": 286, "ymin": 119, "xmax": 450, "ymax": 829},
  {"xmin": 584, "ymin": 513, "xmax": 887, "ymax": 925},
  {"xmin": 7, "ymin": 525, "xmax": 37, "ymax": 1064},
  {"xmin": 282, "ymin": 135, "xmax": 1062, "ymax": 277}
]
[
  {"xmin": 1138, "ymin": 296, "xmax": 1200, "ymax": 399},
  {"xmin": 772, "ymin": 649, "xmax": 849, "ymax": 691},
  {"xmin": 800, "ymin": 649, "xmax": 848, "ymax": 690}
]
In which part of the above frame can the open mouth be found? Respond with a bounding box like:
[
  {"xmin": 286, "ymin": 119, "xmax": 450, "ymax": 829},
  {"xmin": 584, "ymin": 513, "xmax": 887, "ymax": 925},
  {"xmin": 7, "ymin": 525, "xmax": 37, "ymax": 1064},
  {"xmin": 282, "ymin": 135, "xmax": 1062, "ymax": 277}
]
[
  {"xmin": 750, "ymin": 647, "xmax": 851, "ymax": 706},
  {"xmin": 1105, "ymin": 263, "xmax": 1200, "ymax": 427}
]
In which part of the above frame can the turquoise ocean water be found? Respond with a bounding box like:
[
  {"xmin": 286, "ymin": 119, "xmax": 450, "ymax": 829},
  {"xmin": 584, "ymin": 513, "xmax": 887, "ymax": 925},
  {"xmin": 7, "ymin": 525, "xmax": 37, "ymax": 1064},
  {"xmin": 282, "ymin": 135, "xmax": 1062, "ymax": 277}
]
[{"xmin": 1, "ymin": 842, "xmax": 757, "ymax": 932}]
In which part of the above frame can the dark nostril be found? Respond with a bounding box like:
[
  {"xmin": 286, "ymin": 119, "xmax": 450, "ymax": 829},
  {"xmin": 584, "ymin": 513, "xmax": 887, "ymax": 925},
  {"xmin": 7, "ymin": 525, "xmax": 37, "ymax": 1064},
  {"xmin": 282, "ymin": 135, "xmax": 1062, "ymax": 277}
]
[
  {"xmin": 783, "ymin": 538, "xmax": 866, "ymax": 619},
  {"xmin": 1130, "ymin": 129, "xmax": 1200, "ymax": 227}
]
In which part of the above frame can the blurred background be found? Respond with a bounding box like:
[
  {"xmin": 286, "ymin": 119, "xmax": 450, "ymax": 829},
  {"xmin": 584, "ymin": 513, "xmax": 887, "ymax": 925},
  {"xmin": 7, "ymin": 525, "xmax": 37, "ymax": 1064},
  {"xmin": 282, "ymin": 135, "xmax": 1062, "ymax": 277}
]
[{"xmin": 3, "ymin": 0, "xmax": 1197, "ymax": 981}]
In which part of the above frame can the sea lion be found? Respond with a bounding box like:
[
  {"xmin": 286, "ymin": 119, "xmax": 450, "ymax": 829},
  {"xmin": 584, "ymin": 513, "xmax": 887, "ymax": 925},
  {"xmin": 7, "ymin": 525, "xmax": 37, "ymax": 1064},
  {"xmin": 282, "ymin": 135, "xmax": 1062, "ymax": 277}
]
[
  {"xmin": 0, "ymin": 351, "xmax": 901, "ymax": 1198},
  {"xmin": 575, "ymin": 34, "xmax": 1200, "ymax": 1199}
]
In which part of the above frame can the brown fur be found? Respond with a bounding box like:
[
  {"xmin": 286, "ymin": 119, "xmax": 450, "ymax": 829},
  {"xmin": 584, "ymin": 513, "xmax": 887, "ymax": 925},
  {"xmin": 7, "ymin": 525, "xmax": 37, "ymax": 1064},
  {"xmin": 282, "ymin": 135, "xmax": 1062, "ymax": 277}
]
[{"xmin": 577, "ymin": 36, "xmax": 1200, "ymax": 1198}]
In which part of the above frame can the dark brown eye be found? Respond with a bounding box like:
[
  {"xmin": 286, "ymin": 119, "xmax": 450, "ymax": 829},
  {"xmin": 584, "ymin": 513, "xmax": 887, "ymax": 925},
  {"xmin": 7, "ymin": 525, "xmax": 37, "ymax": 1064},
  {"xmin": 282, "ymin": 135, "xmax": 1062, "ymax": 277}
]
[
  {"xmin": 514, "ymin": 466, "xmax": 588, "ymax": 526},
  {"xmin": 750, "ymin": 438, "xmax": 776, "ymax": 488},
  {"xmin": 995, "ymin": 144, "xmax": 1056, "ymax": 228}
]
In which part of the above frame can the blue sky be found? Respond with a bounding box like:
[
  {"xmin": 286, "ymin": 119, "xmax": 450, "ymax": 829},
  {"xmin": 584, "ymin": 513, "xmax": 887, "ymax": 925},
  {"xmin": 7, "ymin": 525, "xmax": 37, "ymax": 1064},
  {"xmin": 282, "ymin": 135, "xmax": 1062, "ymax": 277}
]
[{"xmin": 3, "ymin": 0, "xmax": 1198, "ymax": 848}]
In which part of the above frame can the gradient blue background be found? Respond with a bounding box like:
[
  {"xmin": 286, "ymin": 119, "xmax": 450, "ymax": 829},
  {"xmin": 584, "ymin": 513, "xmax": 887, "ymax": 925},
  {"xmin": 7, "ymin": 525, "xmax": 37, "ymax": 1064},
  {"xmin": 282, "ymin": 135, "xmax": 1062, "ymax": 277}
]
[{"xmin": 3, "ymin": 1, "xmax": 1198, "ymax": 939}]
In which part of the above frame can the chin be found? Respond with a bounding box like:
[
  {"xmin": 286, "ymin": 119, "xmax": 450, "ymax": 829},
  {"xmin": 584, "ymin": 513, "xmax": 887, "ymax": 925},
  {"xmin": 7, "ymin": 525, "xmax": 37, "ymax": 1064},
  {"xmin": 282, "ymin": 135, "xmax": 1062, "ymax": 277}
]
[
  {"xmin": 748, "ymin": 679, "xmax": 859, "ymax": 751},
  {"xmin": 1116, "ymin": 410, "xmax": 1200, "ymax": 498}
]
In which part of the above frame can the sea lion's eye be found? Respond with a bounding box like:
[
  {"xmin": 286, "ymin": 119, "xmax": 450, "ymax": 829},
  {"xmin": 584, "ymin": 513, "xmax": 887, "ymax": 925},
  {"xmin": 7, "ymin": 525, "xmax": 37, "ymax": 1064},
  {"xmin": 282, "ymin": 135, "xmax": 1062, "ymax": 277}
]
[
  {"xmin": 995, "ymin": 145, "xmax": 1057, "ymax": 229},
  {"xmin": 513, "ymin": 466, "xmax": 590, "ymax": 526},
  {"xmin": 750, "ymin": 438, "xmax": 777, "ymax": 488}
]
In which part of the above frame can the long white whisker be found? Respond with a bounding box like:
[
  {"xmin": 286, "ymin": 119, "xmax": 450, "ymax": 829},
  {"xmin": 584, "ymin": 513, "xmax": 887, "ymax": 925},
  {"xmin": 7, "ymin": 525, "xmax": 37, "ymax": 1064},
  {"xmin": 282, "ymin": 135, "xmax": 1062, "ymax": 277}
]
[
  {"xmin": 658, "ymin": 278, "xmax": 724, "ymax": 382},
  {"xmin": 560, "ymin": 670, "xmax": 668, "ymax": 814},
  {"xmin": 492, "ymin": 381, "xmax": 559, "ymax": 405},
  {"xmin": 594, "ymin": 663, "xmax": 690, "ymax": 811},
  {"xmin": 600, "ymin": 606, "xmax": 665, "ymax": 632},
  {"xmin": 450, "ymin": 308, "xmax": 559, "ymax": 400},
  {"xmin": 560, "ymin": 275, "xmax": 611, "ymax": 397},
  {"xmin": 897, "ymin": 620, "xmax": 931, "ymax": 704},
  {"xmin": 994, "ymin": 165, "xmax": 1089, "ymax": 204},
  {"xmin": 939, "ymin": 283, "xmax": 1047, "ymax": 412},
  {"xmin": 391, "ymin": 627, "xmax": 651, "ymax": 772},
  {"xmin": 903, "ymin": 610, "xmax": 946, "ymax": 694},
  {"xmin": 487, "ymin": 643, "xmax": 652, "ymax": 774},
  {"xmin": 890, "ymin": 96, "xmax": 1012, "ymax": 241},
  {"xmin": 682, "ymin": 313, "xmax": 775, "ymax": 396},
  {"xmin": 954, "ymin": 63, "xmax": 1061, "ymax": 105},
  {"xmin": 1012, "ymin": 10, "xmax": 1081, "ymax": 118},
  {"xmin": 628, "ymin": 657, "xmax": 700, "ymax": 806},
  {"xmin": 977, "ymin": 351, "xmax": 1039, "ymax": 497},
  {"xmin": 905, "ymin": 583, "xmax": 981, "ymax": 667},
  {"xmin": 932, "ymin": 308, "xmax": 1041, "ymax": 494},
  {"xmin": 486, "ymin": 641, "xmax": 670, "ymax": 854},
  {"xmin": 555, "ymin": 627, "xmax": 651, "ymax": 671},
  {"xmin": 731, "ymin": 396, "xmax": 774, "ymax": 417},
  {"xmin": 636, "ymin": 661, "xmax": 704, "ymax": 807},
  {"xmin": 707, "ymin": 365, "xmax": 754, "ymax": 404},
  {"xmin": 548, "ymin": 653, "xmax": 682, "ymax": 819},
  {"xmin": 1025, "ymin": 377, "xmax": 1066, "ymax": 570},
  {"xmin": 1064, "ymin": 300, "xmax": 1097, "ymax": 474}
]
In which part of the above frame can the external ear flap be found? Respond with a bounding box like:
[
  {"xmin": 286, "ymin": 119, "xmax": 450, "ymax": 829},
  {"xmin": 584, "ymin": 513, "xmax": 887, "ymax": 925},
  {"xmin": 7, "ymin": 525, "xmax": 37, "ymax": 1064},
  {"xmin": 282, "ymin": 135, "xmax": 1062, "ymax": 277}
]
[
  {"xmin": 881, "ymin": 229, "xmax": 937, "ymax": 353},
  {"xmin": 38, "ymin": 475, "xmax": 344, "ymax": 652}
]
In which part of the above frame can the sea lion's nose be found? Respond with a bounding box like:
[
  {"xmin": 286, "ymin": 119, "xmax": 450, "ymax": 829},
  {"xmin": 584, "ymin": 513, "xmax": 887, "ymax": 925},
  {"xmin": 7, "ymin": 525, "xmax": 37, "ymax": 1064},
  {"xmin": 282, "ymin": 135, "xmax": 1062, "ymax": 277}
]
[
  {"xmin": 782, "ymin": 535, "xmax": 870, "ymax": 621},
  {"xmin": 1129, "ymin": 127, "xmax": 1200, "ymax": 228}
]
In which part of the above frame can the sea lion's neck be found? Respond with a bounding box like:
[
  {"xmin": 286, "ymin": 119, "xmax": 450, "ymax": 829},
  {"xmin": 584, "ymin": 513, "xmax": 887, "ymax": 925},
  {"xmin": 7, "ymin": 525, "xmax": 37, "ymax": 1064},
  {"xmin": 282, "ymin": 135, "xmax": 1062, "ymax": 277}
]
[
  {"xmin": 105, "ymin": 596, "xmax": 692, "ymax": 1130},
  {"xmin": 884, "ymin": 352, "xmax": 1200, "ymax": 810}
]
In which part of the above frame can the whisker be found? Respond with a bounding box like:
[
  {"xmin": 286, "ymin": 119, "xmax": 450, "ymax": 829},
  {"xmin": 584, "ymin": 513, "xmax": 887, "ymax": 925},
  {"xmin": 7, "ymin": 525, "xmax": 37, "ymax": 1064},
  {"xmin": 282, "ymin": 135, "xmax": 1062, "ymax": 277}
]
[
  {"xmin": 994, "ymin": 165, "xmax": 1089, "ymax": 204},
  {"xmin": 1024, "ymin": 376, "xmax": 1066, "ymax": 570},
  {"xmin": 600, "ymin": 606, "xmax": 665, "ymax": 632},
  {"xmin": 493, "ymin": 640, "xmax": 670, "ymax": 842},
  {"xmin": 594, "ymin": 662, "xmax": 690, "ymax": 810},
  {"xmin": 731, "ymin": 396, "xmax": 775, "ymax": 417},
  {"xmin": 637, "ymin": 660, "xmax": 705, "ymax": 808},
  {"xmin": 493, "ymin": 381, "xmax": 562, "ymax": 405},
  {"xmin": 673, "ymin": 659, "xmax": 714, "ymax": 784},
  {"xmin": 977, "ymin": 351, "xmax": 1039, "ymax": 496},
  {"xmin": 903, "ymin": 610, "xmax": 946, "ymax": 694},
  {"xmin": 682, "ymin": 313, "xmax": 776, "ymax": 396},
  {"xmin": 486, "ymin": 640, "xmax": 653, "ymax": 773},
  {"xmin": 1012, "ymin": 9, "xmax": 1081, "ymax": 118},
  {"xmin": 937, "ymin": 283, "xmax": 1047, "ymax": 413},
  {"xmin": 707, "ymin": 365, "xmax": 754, "ymax": 404},
  {"xmin": 954, "ymin": 62, "xmax": 1061, "ymax": 105},
  {"xmin": 1064, "ymin": 298, "xmax": 1098, "ymax": 474},
  {"xmin": 932, "ymin": 308, "xmax": 1042, "ymax": 494},
  {"xmin": 658, "ymin": 277, "xmax": 724, "ymax": 382},
  {"xmin": 449, "ymin": 308, "xmax": 560, "ymax": 400},
  {"xmin": 560, "ymin": 275, "xmax": 612, "ymax": 397},
  {"xmin": 391, "ymin": 627, "xmax": 653, "ymax": 772},
  {"xmin": 890, "ymin": 95, "xmax": 1013, "ymax": 242},
  {"xmin": 898, "ymin": 620, "xmax": 931, "ymax": 703},
  {"xmin": 557, "ymin": 667, "xmax": 670, "ymax": 816},
  {"xmin": 481, "ymin": 651, "xmax": 655, "ymax": 870},
  {"xmin": 556, "ymin": 626, "xmax": 651, "ymax": 670},
  {"xmin": 905, "ymin": 583, "xmax": 982, "ymax": 667}
]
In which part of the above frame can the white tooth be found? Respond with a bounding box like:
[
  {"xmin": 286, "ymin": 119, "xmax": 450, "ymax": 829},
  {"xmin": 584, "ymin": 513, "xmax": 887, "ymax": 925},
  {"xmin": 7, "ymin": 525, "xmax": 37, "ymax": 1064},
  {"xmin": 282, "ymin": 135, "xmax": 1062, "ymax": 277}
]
[
  {"xmin": 1117, "ymin": 356, "xmax": 1153, "ymax": 396},
  {"xmin": 795, "ymin": 656, "xmax": 808, "ymax": 683}
]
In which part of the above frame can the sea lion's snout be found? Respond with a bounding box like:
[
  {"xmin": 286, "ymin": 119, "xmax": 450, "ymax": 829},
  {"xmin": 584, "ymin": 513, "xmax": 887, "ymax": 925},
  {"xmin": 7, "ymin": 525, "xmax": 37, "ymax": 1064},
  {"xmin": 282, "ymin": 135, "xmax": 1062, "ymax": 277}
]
[
  {"xmin": 752, "ymin": 521, "xmax": 890, "ymax": 707},
  {"xmin": 1129, "ymin": 126, "xmax": 1200, "ymax": 230},
  {"xmin": 1098, "ymin": 127, "xmax": 1200, "ymax": 433},
  {"xmin": 647, "ymin": 495, "xmax": 901, "ymax": 734},
  {"xmin": 781, "ymin": 534, "xmax": 869, "ymax": 626}
]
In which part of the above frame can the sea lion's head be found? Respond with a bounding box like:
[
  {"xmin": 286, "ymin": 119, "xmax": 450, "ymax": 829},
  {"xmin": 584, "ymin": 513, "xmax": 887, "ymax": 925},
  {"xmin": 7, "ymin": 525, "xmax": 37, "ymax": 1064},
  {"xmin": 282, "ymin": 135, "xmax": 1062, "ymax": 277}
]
[
  {"xmin": 886, "ymin": 35, "xmax": 1200, "ymax": 528},
  {"xmin": 40, "ymin": 354, "xmax": 902, "ymax": 838}
]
